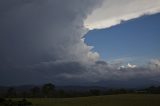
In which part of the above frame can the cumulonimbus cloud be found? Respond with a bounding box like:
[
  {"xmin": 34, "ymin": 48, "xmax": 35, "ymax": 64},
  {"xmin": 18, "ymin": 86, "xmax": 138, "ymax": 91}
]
[
  {"xmin": 85, "ymin": 0, "xmax": 160, "ymax": 30},
  {"xmin": 0, "ymin": 0, "xmax": 160, "ymax": 87},
  {"xmin": 0, "ymin": 0, "xmax": 103, "ymax": 85}
]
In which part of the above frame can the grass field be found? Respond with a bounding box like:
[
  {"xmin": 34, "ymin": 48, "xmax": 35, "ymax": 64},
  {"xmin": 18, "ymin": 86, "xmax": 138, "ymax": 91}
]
[{"xmin": 15, "ymin": 94, "xmax": 160, "ymax": 106}]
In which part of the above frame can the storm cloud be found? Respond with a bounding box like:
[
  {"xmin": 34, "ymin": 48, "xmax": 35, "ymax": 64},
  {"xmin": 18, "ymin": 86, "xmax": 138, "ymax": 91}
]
[
  {"xmin": 0, "ymin": 0, "xmax": 103, "ymax": 85},
  {"xmin": 0, "ymin": 0, "xmax": 160, "ymax": 87}
]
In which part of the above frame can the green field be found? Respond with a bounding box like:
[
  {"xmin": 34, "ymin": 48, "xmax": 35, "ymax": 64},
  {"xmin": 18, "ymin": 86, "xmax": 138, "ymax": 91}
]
[{"xmin": 12, "ymin": 94, "xmax": 160, "ymax": 106}]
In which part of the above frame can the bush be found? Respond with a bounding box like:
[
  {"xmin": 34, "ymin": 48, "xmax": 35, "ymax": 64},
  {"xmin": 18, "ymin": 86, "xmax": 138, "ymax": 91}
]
[
  {"xmin": 17, "ymin": 98, "xmax": 32, "ymax": 106},
  {"xmin": 1, "ymin": 98, "xmax": 32, "ymax": 106},
  {"xmin": 0, "ymin": 98, "xmax": 6, "ymax": 103}
]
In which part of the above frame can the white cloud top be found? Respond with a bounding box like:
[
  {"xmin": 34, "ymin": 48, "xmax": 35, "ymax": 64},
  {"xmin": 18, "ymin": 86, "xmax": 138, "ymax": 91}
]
[{"xmin": 85, "ymin": 0, "xmax": 160, "ymax": 30}]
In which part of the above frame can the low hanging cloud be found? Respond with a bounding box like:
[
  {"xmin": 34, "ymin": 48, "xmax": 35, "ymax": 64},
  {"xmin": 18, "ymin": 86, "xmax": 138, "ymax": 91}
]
[
  {"xmin": 85, "ymin": 0, "xmax": 160, "ymax": 29},
  {"xmin": 0, "ymin": 0, "xmax": 160, "ymax": 87}
]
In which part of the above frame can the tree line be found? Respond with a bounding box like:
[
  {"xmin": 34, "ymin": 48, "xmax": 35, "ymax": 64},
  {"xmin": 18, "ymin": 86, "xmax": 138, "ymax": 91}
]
[{"xmin": 1, "ymin": 83, "xmax": 160, "ymax": 99}]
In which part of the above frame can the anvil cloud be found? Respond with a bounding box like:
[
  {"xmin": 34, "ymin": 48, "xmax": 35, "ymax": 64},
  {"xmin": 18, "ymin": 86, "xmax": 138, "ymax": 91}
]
[{"xmin": 85, "ymin": 0, "xmax": 160, "ymax": 29}]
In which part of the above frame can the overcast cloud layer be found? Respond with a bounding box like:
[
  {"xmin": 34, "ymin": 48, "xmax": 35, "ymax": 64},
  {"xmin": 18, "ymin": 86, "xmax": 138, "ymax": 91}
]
[
  {"xmin": 85, "ymin": 0, "xmax": 160, "ymax": 29},
  {"xmin": 0, "ymin": 0, "xmax": 160, "ymax": 87}
]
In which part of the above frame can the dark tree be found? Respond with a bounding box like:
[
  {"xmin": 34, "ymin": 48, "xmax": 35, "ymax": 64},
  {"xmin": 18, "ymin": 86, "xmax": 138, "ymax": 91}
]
[
  {"xmin": 30, "ymin": 86, "xmax": 40, "ymax": 97},
  {"xmin": 42, "ymin": 83, "xmax": 55, "ymax": 98},
  {"xmin": 6, "ymin": 87, "xmax": 16, "ymax": 98},
  {"xmin": 58, "ymin": 90, "xmax": 66, "ymax": 98},
  {"xmin": 90, "ymin": 89, "xmax": 100, "ymax": 96}
]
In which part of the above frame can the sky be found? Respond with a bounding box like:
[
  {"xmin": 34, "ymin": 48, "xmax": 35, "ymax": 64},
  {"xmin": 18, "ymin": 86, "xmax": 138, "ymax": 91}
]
[
  {"xmin": 85, "ymin": 13, "xmax": 160, "ymax": 65},
  {"xmin": 0, "ymin": 0, "xmax": 160, "ymax": 88}
]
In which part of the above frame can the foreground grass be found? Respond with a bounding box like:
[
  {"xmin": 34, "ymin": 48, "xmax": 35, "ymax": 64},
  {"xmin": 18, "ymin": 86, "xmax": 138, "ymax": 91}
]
[{"xmin": 15, "ymin": 94, "xmax": 160, "ymax": 106}]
